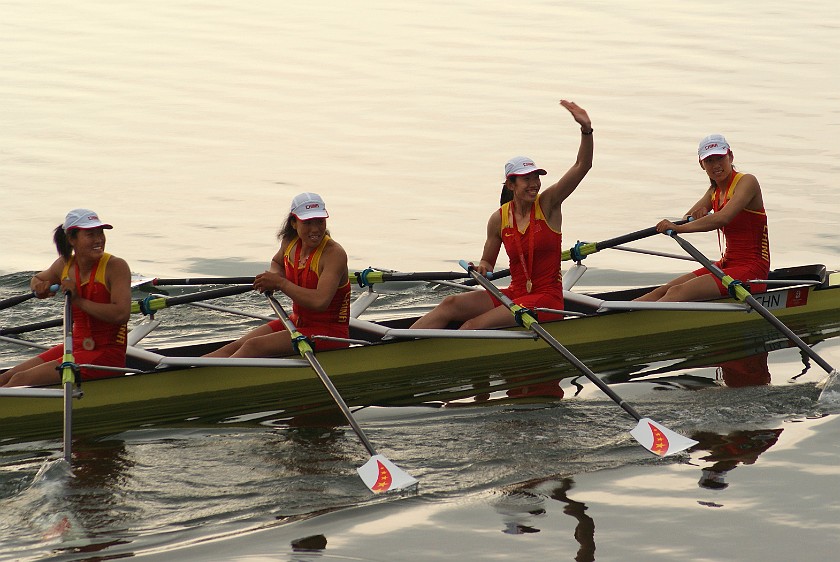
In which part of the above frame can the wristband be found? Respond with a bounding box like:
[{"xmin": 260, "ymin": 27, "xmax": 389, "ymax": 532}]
[{"xmin": 581, "ymin": 128, "xmax": 593, "ymax": 135}]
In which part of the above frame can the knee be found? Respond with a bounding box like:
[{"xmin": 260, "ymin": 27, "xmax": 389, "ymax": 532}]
[
  {"xmin": 438, "ymin": 295, "xmax": 461, "ymax": 311},
  {"xmin": 459, "ymin": 317, "xmax": 479, "ymax": 330},
  {"xmin": 235, "ymin": 339, "xmax": 262, "ymax": 358},
  {"xmin": 660, "ymin": 285, "xmax": 687, "ymax": 302}
]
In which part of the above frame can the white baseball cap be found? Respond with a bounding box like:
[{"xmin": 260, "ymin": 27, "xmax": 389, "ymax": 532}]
[
  {"xmin": 290, "ymin": 192, "xmax": 329, "ymax": 220},
  {"xmin": 698, "ymin": 134, "xmax": 731, "ymax": 161},
  {"xmin": 504, "ymin": 156, "xmax": 547, "ymax": 179},
  {"xmin": 63, "ymin": 208, "xmax": 113, "ymax": 231}
]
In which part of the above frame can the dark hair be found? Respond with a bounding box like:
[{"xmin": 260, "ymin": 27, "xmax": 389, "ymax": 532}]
[
  {"xmin": 499, "ymin": 179, "xmax": 514, "ymax": 206},
  {"xmin": 277, "ymin": 213, "xmax": 296, "ymax": 241},
  {"xmin": 53, "ymin": 225, "xmax": 76, "ymax": 260}
]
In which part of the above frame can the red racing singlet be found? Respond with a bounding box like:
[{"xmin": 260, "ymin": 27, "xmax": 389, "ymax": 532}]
[
  {"xmin": 497, "ymin": 194, "xmax": 565, "ymax": 317},
  {"xmin": 712, "ymin": 172, "xmax": 771, "ymax": 271},
  {"xmin": 282, "ymin": 235, "xmax": 351, "ymax": 333},
  {"xmin": 62, "ymin": 253, "xmax": 128, "ymax": 355}
]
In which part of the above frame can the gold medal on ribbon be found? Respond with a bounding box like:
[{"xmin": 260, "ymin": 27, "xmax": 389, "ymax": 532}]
[
  {"xmin": 83, "ymin": 337, "xmax": 95, "ymax": 351},
  {"xmin": 526, "ymin": 279, "xmax": 533, "ymax": 293}
]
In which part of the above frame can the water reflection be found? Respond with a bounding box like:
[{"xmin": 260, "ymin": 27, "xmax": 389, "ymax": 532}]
[
  {"xmin": 548, "ymin": 479, "xmax": 596, "ymax": 562},
  {"xmin": 0, "ymin": 438, "xmax": 135, "ymax": 556},
  {"xmin": 715, "ymin": 352, "xmax": 771, "ymax": 388},
  {"xmin": 690, "ymin": 428, "xmax": 783, "ymax": 491},
  {"xmin": 443, "ymin": 376, "xmax": 566, "ymax": 407},
  {"xmin": 493, "ymin": 478, "xmax": 595, "ymax": 562}
]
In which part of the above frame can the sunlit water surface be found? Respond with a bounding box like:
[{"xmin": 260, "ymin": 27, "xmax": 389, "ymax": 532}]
[{"xmin": 2, "ymin": 1, "xmax": 840, "ymax": 560}]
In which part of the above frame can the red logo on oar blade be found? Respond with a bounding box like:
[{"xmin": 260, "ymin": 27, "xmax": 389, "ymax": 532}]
[
  {"xmin": 372, "ymin": 460, "xmax": 393, "ymax": 492},
  {"xmin": 648, "ymin": 422, "xmax": 670, "ymax": 456}
]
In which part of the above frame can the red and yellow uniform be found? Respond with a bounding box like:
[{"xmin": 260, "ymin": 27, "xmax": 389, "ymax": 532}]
[
  {"xmin": 38, "ymin": 253, "xmax": 128, "ymax": 379},
  {"xmin": 267, "ymin": 235, "xmax": 351, "ymax": 350},
  {"xmin": 493, "ymin": 194, "xmax": 565, "ymax": 321},
  {"xmin": 692, "ymin": 172, "xmax": 771, "ymax": 295}
]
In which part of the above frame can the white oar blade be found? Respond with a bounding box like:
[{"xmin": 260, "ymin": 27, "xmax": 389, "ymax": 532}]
[
  {"xmin": 357, "ymin": 454, "xmax": 418, "ymax": 493},
  {"xmin": 630, "ymin": 418, "xmax": 698, "ymax": 457},
  {"xmin": 817, "ymin": 370, "xmax": 840, "ymax": 406}
]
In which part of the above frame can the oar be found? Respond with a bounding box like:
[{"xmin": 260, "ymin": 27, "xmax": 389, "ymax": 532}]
[
  {"xmin": 351, "ymin": 269, "xmax": 473, "ymax": 286},
  {"xmin": 0, "ymin": 291, "xmax": 37, "ymax": 311},
  {"xmin": 458, "ymin": 260, "xmax": 697, "ymax": 456},
  {"xmin": 141, "ymin": 270, "xmax": 495, "ymax": 290},
  {"xmin": 130, "ymin": 285, "xmax": 253, "ymax": 315},
  {"xmin": 0, "ymin": 284, "xmax": 60, "ymax": 312},
  {"xmin": 264, "ymin": 292, "xmax": 418, "ymax": 493},
  {"xmin": 1, "ymin": 287, "xmax": 253, "ymax": 339},
  {"xmin": 0, "ymin": 318, "xmax": 63, "ymax": 336},
  {"xmin": 59, "ymin": 290, "xmax": 79, "ymax": 462},
  {"xmin": 140, "ymin": 276, "xmax": 257, "ymax": 286},
  {"xmin": 561, "ymin": 219, "xmax": 690, "ymax": 262},
  {"xmin": 665, "ymin": 232, "xmax": 839, "ymax": 381}
]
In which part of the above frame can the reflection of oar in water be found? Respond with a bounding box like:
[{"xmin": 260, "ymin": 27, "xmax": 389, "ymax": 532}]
[
  {"xmin": 459, "ymin": 260, "xmax": 697, "ymax": 456},
  {"xmin": 664, "ymin": 232, "xmax": 840, "ymax": 400},
  {"xmin": 264, "ymin": 292, "xmax": 418, "ymax": 493}
]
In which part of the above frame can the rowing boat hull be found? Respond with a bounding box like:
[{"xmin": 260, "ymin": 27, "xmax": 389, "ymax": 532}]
[{"xmin": 3, "ymin": 272, "xmax": 839, "ymax": 443}]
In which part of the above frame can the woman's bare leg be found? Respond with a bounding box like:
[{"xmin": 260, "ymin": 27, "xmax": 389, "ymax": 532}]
[
  {"xmin": 204, "ymin": 323, "xmax": 276, "ymax": 357},
  {"xmin": 410, "ymin": 291, "xmax": 496, "ymax": 329}
]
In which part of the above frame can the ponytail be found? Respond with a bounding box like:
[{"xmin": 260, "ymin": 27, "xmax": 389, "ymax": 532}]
[
  {"xmin": 277, "ymin": 214, "xmax": 297, "ymax": 241},
  {"xmin": 499, "ymin": 181, "xmax": 513, "ymax": 206},
  {"xmin": 53, "ymin": 225, "xmax": 73, "ymax": 260}
]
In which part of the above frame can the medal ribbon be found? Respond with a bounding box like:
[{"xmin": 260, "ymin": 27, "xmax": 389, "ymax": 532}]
[
  {"xmin": 712, "ymin": 171, "xmax": 739, "ymax": 264},
  {"xmin": 73, "ymin": 258, "xmax": 100, "ymax": 348},
  {"xmin": 510, "ymin": 201, "xmax": 536, "ymax": 293},
  {"xmin": 290, "ymin": 238, "xmax": 316, "ymax": 288}
]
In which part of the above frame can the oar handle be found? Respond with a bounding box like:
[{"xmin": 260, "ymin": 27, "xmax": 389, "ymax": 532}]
[
  {"xmin": 563, "ymin": 219, "xmax": 690, "ymax": 262},
  {"xmin": 0, "ymin": 284, "xmax": 60, "ymax": 311},
  {"xmin": 457, "ymin": 260, "xmax": 494, "ymax": 280},
  {"xmin": 131, "ymin": 285, "xmax": 253, "ymax": 315}
]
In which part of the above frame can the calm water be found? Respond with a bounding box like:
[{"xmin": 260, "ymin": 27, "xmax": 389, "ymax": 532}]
[{"xmin": 2, "ymin": 0, "xmax": 840, "ymax": 560}]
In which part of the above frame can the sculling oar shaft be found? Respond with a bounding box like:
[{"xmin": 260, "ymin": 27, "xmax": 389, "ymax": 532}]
[
  {"xmin": 0, "ymin": 318, "xmax": 63, "ymax": 336},
  {"xmin": 0, "ymin": 291, "xmax": 37, "ymax": 311},
  {"xmin": 131, "ymin": 285, "xmax": 253, "ymax": 315},
  {"xmin": 562, "ymin": 219, "xmax": 690, "ymax": 262},
  {"xmin": 666, "ymin": 232, "xmax": 838, "ymax": 377},
  {"xmin": 144, "ymin": 270, "xmax": 483, "ymax": 288},
  {"xmin": 265, "ymin": 292, "xmax": 418, "ymax": 493},
  {"xmin": 143, "ymin": 276, "xmax": 256, "ymax": 286},
  {"xmin": 459, "ymin": 260, "xmax": 697, "ymax": 456},
  {"xmin": 0, "ymin": 284, "xmax": 60, "ymax": 311},
  {"xmin": 60, "ymin": 291, "xmax": 79, "ymax": 462}
]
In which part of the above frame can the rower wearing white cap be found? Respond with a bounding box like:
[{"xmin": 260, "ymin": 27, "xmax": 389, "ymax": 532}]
[
  {"xmin": 412, "ymin": 100, "xmax": 594, "ymax": 330},
  {"xmin": 205, "ymin": 192, "xmax": 351, "ymax": 358},
  {"xmin": 635, "ymin": 134, "xmax": 771, "ymax": 302},
  {"xmin": 1, "ymin": 208, "xmax": 132, "ymax": 387}
]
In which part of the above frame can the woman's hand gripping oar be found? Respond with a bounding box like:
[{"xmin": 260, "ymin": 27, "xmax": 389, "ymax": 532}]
[
  {"xmin": 560, "ymin": 219, "xmax": 690, "ymax": 263},
  {"xmin": 458, "ymin": 260, "xmax": 697, "ymax": 456},
  {"xmin": 664, "ymin": 231, "xmax": 840, "ymax": 402},
  {"xmin": 264, "ymin": 292, "xmax": 418, "ymax": 493},
  {"xmin": 0, "ymin": 284, "xmax": 61, "ymax": 312}
]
